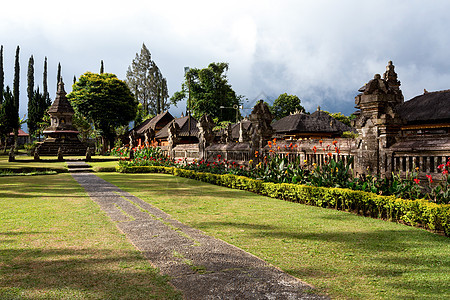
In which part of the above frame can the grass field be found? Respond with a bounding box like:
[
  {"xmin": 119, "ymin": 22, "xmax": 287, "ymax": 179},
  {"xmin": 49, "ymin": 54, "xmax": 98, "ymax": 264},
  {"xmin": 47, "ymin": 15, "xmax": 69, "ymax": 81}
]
[
  {"xmin": 98, "ymin": 172, "xmax": 450, "ymax": 300},
  {"xmin": 0, "ymin": 173, "xmax": 181, "ymax": 299}
]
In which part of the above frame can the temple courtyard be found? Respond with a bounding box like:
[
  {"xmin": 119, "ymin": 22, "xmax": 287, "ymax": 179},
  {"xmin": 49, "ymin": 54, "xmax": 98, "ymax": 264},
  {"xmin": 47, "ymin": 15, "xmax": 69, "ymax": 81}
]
[{"xmin": 0, "ymin": 155, "xmax": 449, "ymax": 299}]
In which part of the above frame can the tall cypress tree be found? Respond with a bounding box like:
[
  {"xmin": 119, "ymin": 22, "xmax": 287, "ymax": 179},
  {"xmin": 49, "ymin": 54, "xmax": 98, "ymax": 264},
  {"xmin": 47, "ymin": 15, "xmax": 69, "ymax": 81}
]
[
  {"xmin": 0, "ymin": 86, "xmax": 18, "ymax": 141},
  {"xmin": 43, "ymin": 56, "xmax": 50, "ymax": 106},
  {"xmin": 13, "ymin": 46, "xmax": 20, "ymax": 111},
  {"xmin": 100, "ymin": 60, "xmax": 104, "ymax": 74},
  {"xmin": 27, "ymin": 55, "xmax": 34, "ymax": 107},
  {"xmin": 12, "ymin": 46, "xmax": 20, "ymax": 147},
  {"xmin": 0, "ymin": 45, "xmax": 4, "ymax": 104},
  {"xmin": 27, "ymin": 55, "xmax": 37, "ymax": 138},
  {"xmin": 57, "ymin": 62, "xmax": 61, "ymax": 87}
]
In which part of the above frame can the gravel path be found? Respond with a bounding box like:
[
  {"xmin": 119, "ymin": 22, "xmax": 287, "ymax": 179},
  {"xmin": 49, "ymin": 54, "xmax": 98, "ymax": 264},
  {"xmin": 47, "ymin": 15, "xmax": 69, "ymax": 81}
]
[{"xmin": 71, "ymin": 170, "xmax": 328, "ymax": 299}]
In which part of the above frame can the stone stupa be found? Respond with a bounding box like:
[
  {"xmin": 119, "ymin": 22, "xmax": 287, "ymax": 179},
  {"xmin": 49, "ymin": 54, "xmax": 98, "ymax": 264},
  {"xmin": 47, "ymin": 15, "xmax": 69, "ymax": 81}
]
[{"xmin": 38, "ymin": 80, "xmax": 87, "ymax": 155}]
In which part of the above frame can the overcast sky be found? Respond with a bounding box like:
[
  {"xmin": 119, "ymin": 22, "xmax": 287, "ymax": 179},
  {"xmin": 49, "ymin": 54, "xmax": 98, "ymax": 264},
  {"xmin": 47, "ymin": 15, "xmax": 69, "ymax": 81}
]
[{"xmin": 2, "ymin": 0, "xmax": 450, "ymax": 124}]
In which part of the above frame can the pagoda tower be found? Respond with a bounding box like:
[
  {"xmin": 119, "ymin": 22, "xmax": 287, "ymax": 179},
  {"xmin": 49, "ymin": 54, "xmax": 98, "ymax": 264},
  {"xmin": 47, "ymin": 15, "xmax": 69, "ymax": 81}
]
[{"xmin": 38, "ymin": 81, "xmax": 87, "ymax": 155}]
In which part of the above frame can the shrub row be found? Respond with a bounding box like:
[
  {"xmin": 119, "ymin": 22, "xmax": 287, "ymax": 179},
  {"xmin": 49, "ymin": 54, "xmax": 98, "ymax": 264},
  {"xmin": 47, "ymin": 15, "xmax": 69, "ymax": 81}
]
[{"xmin": 117, "ymin": 165, "xmax": 450, "ymax": 236}]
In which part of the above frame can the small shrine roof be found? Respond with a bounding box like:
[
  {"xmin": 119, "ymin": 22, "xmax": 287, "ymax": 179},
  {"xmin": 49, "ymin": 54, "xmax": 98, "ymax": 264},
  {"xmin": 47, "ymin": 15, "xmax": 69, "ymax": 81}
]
[{"xmin": 48, "ymin": 81, "xmax": 75, "ymax": 114}]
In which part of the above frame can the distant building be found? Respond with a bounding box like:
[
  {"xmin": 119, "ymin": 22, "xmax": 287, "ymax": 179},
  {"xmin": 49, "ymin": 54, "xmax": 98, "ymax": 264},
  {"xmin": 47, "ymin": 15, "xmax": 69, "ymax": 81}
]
[
  {"xmin": 8, "ymin": 129, "xmax": 30, "ymax": 146},
  {"xmin": 272, "ymin": 109, "xmax": 355, "ymax": 140}
]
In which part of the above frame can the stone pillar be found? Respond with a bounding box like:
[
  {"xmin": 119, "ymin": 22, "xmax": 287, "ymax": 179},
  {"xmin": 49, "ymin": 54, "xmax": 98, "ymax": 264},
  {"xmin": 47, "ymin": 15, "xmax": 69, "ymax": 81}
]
[{"xmin": 249, "ymin": 100, "xmax": 274, "ymax": 156}]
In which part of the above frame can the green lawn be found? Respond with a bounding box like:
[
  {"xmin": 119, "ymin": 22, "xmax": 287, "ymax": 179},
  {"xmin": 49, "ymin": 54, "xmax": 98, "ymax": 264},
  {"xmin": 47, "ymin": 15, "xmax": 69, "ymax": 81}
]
[
  {"xmin": 98, "ymin": 172, "xmax": 450, "ymax": 300},
  {"xmin": 0, "ymin": 154, "xmax": 120, "ymax": 174},
  {"xmin": 0, "ymin": 174, "xmax": 181, "ymax": 299}
]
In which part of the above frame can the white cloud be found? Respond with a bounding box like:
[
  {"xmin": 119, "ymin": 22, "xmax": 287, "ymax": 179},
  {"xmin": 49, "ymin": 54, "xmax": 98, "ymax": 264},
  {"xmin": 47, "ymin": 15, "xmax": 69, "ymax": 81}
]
[{"xmin": 2, "ymin": 0, "xmax": 450, "ymax": 119}]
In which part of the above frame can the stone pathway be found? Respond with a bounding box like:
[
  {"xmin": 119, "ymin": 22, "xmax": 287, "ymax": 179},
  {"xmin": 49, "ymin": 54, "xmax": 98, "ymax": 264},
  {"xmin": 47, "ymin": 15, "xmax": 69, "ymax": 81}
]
[
  {"xmin": 71, "ymin": 172, "xmax": 328, "ymax": 299},
  {"xmin": 66, "ymin": 161, "xmax": 93, "ymax": 173}
]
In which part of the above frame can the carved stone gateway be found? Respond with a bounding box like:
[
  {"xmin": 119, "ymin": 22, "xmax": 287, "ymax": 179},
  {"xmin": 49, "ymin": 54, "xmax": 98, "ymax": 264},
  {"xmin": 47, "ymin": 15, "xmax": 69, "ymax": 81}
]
[
  {"xmin": 249, "ymin": 100, "xmax": 273, "ymax": 152},
  {"xmin": 353, "ymin": 61, "xmax": 404, "ymax": 177}
]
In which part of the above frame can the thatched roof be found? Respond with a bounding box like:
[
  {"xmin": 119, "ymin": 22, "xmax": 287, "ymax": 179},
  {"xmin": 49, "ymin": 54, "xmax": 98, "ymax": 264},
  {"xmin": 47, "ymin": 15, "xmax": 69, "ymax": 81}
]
[
  {"xmin": 133, "ymin": 111, "xmax": 174, "ymax": 135},
  {"xmin": 155, "ymin": 116, "xmax": 199, "ymax": 139},
  {"xmin": 272, "ymin": 111, "xmax": 354, "ymax": 135},
  {"xmin": 397, "ymin": 90, "xmax": 450, "ymax": 124}
]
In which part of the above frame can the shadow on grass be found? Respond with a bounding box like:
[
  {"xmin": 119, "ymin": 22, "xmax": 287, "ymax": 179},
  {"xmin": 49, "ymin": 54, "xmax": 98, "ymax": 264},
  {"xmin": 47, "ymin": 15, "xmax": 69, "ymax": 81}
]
[
  {"xmin": 196, "ymin": 220, "xmax": 449, "ymax": 298},
  {"xmin": 0, "ymin": 247, "xmax": 182, "ymax": 299}
]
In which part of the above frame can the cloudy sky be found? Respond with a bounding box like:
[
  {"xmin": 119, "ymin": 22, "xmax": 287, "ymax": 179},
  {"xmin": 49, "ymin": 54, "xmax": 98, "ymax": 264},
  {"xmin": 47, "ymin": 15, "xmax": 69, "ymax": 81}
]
[{"xmin": 2, "ymin": 0, "xmax": 450, "ymax": 124}]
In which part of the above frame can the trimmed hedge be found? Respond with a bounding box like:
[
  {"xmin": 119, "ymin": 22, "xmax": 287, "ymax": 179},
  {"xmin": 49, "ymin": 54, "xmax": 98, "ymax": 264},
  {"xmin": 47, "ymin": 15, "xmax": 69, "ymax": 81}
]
[{"xmin": 117, "ymin": 165, "xmax": 450, "ymax": 236}]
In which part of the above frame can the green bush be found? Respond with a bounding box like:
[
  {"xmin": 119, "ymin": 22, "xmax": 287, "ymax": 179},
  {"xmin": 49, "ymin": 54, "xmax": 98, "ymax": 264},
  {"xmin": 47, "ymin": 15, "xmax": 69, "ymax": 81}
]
[{"xmin": 117, "ymin": 165, "xmax": 450, "ymax": 236}]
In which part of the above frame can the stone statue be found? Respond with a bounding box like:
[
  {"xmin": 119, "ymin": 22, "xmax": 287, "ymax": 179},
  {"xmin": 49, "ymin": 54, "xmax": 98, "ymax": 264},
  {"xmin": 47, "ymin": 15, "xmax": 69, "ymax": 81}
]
[
  {"xmin": 238, "ymin": 121, "xmax": 249, "ymax": 143},
  {"xmin": 57, "ymin": 147, "xmax": 64, "ymax": 161},
  {"xmin": 225, "ymin": 123, "xmax": 232, "ymax": 143},
  {"xmin": 144, "ymin": 128, "xmax": 155, "ymax": 146},
  {"xmin": 129, "ymin": 130, "xmax": 137, "ymax": 149},
  {"xmin": 33, "ymin": 145, "xmax": 40, "ymax": 161},
  {"xmin": 197, "ymin": 114, "xmax": 215, "ymax": 159},
  {"xmin": 168, "ymin": 121, "xmax": 180, "ymax": 157},
  {"xmin": 8, "ymin": 146, "xmax": 15, "ymax": 162},
  {"xmin": 85, "ymin": 147, "xmax": 91, "ymax": 162}
]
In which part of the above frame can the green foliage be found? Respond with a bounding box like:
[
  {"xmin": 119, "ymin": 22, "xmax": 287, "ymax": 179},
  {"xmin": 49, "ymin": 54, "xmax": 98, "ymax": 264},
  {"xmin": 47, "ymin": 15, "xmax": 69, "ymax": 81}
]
[
  {"xmin": 126, "ymin": 43, "xmax": 169, "ymax": 115},
  {"xmin": 68, "ymin": 72, "xmax": 138, "ymax": 150},
  {"xmin": 341, "ymin": 131, "xmax": 358, "ymax": 138},
  {"xmin": 116, "ymin": 165, "xmax": 450, "ymax": 236},
  {"xmin": 0, "ymin": 86, "xmax": 18, "ymax": 137},
  {"xmin": 171, "ymin": 62, "xmax": 242, "ymax": 122},
  {"xmin": 270, "ymin": 93, "xmax": 305, "ymax": 120},
  {"xmin": 212, "ymin": 120, "xmax": 231, "ymax": 131},
  {"xmin": 321, "ymin": 110, "xmax": 355, "ymax": 127}
]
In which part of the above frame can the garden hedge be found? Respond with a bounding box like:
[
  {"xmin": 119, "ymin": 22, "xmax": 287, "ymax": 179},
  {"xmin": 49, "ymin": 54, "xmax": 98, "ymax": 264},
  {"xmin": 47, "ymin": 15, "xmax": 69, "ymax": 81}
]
[{"xmin": 117, "ymin": 165, "xmax": 450, "ymax": 236}]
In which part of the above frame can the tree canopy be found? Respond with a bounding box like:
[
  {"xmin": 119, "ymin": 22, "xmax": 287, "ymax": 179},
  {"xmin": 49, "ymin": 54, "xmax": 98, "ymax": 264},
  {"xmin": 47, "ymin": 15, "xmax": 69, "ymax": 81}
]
[
  {"xmin": 171, "ymin": 62, "xmax": 242, "ymax": 122},
  {"xmin": 126, "ymin": 44, "xmax": 169, "ymax": 117},
  {"xmin": 67, "ymin": 72, "xmax": 137, "ymax": 150},
  {"xmin": 270, "ymin": 93, "xmax": 305, "ymax": 120}
]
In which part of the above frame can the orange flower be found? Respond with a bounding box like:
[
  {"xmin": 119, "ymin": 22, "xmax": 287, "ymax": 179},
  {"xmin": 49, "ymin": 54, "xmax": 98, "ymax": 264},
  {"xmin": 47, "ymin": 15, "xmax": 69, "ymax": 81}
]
[
  {"xmin": 313, "ymin": 146, "xmax": 317, "ymax": 153},
  {"xmin": 327, "ymin": 152, "xmax": 332, "ymax": 157},
  {"xmin": 319, "ymin": 140, "xmax": 323, "ymax": 145},
  {"xmin": 255, "ymin": 151, "xmax": 259, "ymax": 157},
  {"xmin": 332, "ymin": 140, "xmax": 338, "ymax": 145},
  {"xmin": 289, "ymin": 143, "xmax": 293, "ymax": 148},
  {"xmin": 294, "ymin": 144, "xmax": 298, "ymax": 148},
  {"xmin": 268, "ymin": 141, "xmax": 272, "ymax": 148},
  {"xmin": 277, "ymin": 146, "xmax": 281, "ymax": 150}
]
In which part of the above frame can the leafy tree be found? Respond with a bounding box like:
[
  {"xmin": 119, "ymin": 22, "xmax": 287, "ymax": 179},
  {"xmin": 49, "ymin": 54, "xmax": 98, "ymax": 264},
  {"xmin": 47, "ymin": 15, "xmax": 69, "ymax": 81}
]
[
  {"xmin": 321, "ymin": 110, "xmax": 355, "ymax": 127},
  {"xmin": 67, "ymin": 72, "xmax": 138, "ymax": 152},
  {"xmin": 171, "ymin": 62, "xmax": 242, "ymax": 122},
  {"xmin": 270, "ymin": 93, "xmax": 305, "ymax": 120},
  {"xmin": 126, "ymin": 43, "xmax": 169, "ymax": 116}
]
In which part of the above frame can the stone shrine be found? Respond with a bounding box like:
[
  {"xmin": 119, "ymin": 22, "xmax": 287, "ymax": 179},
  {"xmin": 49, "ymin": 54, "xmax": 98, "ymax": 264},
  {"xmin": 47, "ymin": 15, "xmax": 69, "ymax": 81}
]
[{"xmin": 38, "ymin": 81, "xmax": 86, "ymax": 155}]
